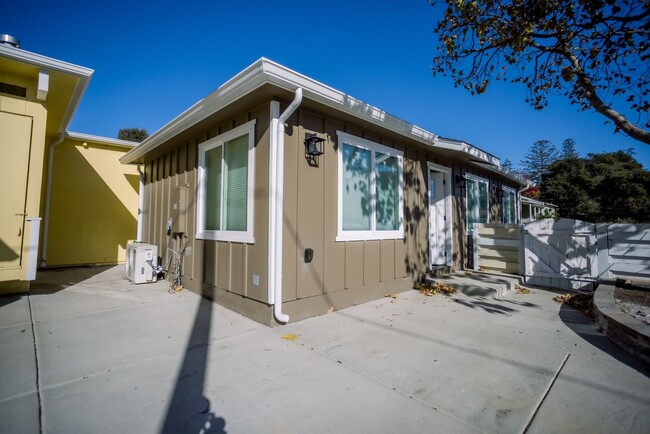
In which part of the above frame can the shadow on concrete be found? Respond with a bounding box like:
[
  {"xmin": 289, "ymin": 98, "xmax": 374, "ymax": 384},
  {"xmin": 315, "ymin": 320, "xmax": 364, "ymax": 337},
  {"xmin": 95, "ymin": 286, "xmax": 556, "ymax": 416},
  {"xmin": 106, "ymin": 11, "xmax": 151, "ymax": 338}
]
[
  {"xmin": 30, "ymin": 265, "xmax": 113, "ymax": 295},
  {"xmin": 0, "ymin": 293, "xmax": 23, "ymax": 309},
  {"xmin": 161, "ymin": 295, "xmax": 226, "ymax": 434},
  {"xmin": 452, "ymin": 296, "xmax": 518, "ymax": 315},
  {"xmin": 558, "ymin": 303, "xmax": 650, "ymax": 377},
  {"xmin": 334, "ymin": 307, "xmax": 650, "ymax": 406}
]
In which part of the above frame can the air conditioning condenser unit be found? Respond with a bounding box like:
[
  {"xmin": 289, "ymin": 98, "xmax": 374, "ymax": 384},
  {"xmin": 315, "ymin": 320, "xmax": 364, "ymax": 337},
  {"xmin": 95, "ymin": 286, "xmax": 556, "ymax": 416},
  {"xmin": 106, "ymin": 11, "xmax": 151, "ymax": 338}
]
[{"xmin": 126, "ymin": 242, "xmax": 158, "ymax": 284}]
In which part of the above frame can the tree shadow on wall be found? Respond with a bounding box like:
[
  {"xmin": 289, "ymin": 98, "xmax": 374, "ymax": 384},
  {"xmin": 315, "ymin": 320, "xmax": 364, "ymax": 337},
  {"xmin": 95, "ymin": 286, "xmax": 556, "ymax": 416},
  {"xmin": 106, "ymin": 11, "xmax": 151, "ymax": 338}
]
[{"xmin": 403, "ymin": 158, "xmax": 429, "ymax": 281}]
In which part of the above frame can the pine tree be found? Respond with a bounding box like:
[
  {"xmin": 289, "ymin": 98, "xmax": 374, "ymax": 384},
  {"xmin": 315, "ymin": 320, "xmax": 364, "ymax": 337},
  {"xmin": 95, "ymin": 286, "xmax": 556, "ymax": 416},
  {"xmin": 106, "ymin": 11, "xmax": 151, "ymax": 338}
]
[
  {"xmin": 520, "ymin": 140, "xmax": 559, "ymax": 185},
  {"xmin": 561, "ymin": 139, "xmax": 579, "ymax": 159},
  {"xmin": 118, "ymin": 128, "xmax": 149, "ymax": 143}
]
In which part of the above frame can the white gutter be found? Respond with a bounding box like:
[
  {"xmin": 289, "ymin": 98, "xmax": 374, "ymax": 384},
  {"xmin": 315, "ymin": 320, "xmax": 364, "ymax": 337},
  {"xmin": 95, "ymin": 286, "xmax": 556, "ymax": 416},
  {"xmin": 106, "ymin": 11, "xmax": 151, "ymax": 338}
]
[
  {"xmin": 137, "ymin": 165, "xmax": 144, "ymax": 241},
  {"xmin": 268, "ymin": 88, "xmax": 303, "ymax": 324},
  {"xmin": 40, "ymin": 133, "xmax": 65, "ymax": 267}
]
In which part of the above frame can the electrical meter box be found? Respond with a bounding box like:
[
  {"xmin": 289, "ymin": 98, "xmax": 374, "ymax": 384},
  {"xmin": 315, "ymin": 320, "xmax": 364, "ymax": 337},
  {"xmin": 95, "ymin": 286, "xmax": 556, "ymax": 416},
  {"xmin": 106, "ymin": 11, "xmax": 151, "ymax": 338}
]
[
  {"xmin": 170, "ymin": 187, "xmax": 187, "ymax": 234},
  {"xmin": 126, "ymin": 242, "xmax": 158, "ymax": 284}
]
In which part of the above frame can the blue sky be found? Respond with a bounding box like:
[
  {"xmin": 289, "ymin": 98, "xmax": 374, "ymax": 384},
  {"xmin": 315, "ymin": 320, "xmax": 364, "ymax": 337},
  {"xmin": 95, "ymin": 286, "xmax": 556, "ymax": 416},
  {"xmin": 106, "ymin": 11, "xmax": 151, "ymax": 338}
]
[{"xmin": 4, "ymin": 0, "xmax": 649, "ymax": 169}]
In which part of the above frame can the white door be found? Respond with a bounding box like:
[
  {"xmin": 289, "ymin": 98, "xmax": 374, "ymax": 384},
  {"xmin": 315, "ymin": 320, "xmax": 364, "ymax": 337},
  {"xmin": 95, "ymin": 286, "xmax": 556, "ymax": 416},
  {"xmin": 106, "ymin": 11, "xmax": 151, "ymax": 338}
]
[{"xmin": 428, "ymin": 164, "xmax": 452, "ymax": 267}]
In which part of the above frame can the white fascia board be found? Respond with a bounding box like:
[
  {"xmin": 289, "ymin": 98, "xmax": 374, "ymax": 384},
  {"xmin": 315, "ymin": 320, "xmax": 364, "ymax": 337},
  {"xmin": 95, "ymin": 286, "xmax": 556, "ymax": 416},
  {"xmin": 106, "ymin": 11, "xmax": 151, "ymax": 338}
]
[
  {"xmin": 119, "ymin": 57, "xmax": 523, "ymax": 171},
  {"xmin": 120, "ymin": 60, "xmax": 268, "ymax": 164},
  {"xmin": 476, "ymin": 163, "xmax": 530, "ymax": 186},
  {"xmin": 521, "ymin": 196, "xmax": 557, "ymax": 208},
  {"xmin": 0, "ymin": 44, "xmax": 94, "ymax": 77},
  {"xmin": 261, "ymin": 59, "xmax": 438, "ymax": 146},
  {"xmin": 434, "ymin": 137, "xmax": 501, "ymax": 166},
  {"xmin": 121, "ymin": 57, "xmax": 442, "ymax": 164},
  {"xmin": 0, "ymin": 45, "xmax": 94, "ymax": 135},
  {"xmin": 66, "ymin": 131, "xmax": 138, "ymax": 148}
]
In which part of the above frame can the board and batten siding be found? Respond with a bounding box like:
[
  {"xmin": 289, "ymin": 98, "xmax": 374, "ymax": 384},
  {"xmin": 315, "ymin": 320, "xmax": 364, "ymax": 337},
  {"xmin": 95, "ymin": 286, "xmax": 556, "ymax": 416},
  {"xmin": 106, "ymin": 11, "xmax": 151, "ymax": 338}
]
[
  {"xmin": 140, "ymin": 97, "xmax": 522, "ymax": 323},
  {"xmin": 142, "ymin": 104, "xmax": 271, "ymax": 305}
]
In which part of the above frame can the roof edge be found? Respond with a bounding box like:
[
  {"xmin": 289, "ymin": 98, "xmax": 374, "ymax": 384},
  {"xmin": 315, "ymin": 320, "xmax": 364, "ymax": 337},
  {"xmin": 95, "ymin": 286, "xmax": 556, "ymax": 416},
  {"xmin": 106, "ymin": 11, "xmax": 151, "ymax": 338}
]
[
  {"xmin": 0, "ymin": 44, "xmax": 94, "ymax": 77},
  {"xmin": 66, "ymin": 131, "xmax": 138, "ymax": 148}
]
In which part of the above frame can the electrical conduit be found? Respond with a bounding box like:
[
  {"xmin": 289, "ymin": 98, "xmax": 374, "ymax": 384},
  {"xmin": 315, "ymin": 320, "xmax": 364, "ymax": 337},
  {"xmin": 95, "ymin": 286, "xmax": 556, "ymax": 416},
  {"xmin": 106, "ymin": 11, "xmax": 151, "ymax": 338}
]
[{"xmin": 269, "ymin": 88, "xmax": 303, "ymax": 324}]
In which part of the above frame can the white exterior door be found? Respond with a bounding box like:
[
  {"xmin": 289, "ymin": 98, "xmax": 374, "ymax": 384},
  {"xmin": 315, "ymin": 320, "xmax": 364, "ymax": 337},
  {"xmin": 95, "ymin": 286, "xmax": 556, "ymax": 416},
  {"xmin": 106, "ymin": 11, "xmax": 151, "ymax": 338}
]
[{"xmin": 428, "ymin": 164, "xmax": 452, "ymax": 267}]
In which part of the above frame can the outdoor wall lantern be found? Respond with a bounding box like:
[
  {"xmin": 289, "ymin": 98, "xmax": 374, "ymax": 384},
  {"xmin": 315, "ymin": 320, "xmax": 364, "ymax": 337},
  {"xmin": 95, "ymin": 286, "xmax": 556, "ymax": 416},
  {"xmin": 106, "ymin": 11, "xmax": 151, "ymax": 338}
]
[
  {"xmin": 455, "ymin": 174, "xmax": 467, "ymax": 190},
  {"xmin": 304, "ymin": 133, "xmax": 325, "ymax": 167}
]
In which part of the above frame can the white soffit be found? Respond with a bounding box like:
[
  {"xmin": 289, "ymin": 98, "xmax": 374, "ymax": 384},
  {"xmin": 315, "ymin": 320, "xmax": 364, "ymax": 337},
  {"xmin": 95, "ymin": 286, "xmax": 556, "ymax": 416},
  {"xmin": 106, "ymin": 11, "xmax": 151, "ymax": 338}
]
[{"xmin": 0, "ymin": 44, "xmax": 93, "ymax": 135}]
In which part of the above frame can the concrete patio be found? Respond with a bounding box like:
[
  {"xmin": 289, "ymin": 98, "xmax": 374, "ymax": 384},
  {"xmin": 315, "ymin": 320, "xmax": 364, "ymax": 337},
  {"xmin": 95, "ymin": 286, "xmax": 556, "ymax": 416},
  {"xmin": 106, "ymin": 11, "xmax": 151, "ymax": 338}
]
[{"xmin": 1, "ymin": 265, "xmax": 648, "ymax": 433}]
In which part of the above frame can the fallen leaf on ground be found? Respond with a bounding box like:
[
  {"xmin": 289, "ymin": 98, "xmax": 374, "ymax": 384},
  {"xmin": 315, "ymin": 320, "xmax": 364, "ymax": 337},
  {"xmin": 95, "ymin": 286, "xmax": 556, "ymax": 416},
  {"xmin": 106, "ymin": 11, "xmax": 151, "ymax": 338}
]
[
  {"xmin": 327, "ymin": 306, "xmax": 334, "ymax": 314},
  {"xmin": 515, "ymin": 285, "xmax": 531, "ymax": 294},
  {"xmin": 281, "ymin": 333, "xmax": 299, "ymax": 341},
  {"xmin": 553, "ymin": 293, "xmax": 594, "ymax": 317},
  {"xmin": 414, "ymin": 281, "xmax": 457, "ymax": 296},
  {"xmin": 385, "ymin": 293, "xmax": 398, "ymax": 299},
  {"xmin": 465, "ymin": 271, "xmax": 473, "ymax": 276}
]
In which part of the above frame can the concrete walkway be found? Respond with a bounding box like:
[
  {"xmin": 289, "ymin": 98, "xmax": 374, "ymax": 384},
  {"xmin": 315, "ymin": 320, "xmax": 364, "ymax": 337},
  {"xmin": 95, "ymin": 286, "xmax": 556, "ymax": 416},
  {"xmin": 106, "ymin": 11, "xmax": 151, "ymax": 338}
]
[{"xmin": 1, "ymin": 266, "xmax": 648, "ymax": 433}]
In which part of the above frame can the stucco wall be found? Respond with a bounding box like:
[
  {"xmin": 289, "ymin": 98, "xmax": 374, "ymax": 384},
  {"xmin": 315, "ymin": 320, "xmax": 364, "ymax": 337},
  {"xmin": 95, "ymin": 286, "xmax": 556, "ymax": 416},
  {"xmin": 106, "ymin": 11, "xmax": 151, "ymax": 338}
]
[
  {"xmin": 46, "ymin": 138, "xmax": 139, "ymax": 266},
  {"xmin": 0, "ymin": 72, "xmax": 47, "ymax": 287}
]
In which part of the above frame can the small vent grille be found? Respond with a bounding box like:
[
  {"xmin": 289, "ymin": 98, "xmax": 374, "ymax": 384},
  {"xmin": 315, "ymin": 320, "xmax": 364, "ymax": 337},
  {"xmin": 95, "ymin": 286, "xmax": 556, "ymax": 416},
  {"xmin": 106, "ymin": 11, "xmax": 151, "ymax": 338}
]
[{"xmin": 0, "ymin": 82, "xmax": 27, "ymax": 97}]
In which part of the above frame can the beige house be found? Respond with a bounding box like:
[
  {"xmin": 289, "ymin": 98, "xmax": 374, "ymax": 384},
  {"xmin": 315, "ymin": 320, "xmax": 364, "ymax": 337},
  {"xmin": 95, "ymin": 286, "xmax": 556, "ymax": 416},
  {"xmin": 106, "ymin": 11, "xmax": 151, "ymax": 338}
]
[
  {"xmin": 121, "ymin": 58, "xmax": 527, "ymax": 325},
  {"xmin": 0, "ymin": 37, "xmax": 139, "ymax": 294}
]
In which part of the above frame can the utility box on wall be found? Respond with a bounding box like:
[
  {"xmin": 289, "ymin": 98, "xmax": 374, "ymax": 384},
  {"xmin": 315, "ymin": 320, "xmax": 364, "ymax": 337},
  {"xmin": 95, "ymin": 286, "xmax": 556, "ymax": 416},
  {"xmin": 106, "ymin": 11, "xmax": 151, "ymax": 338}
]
[{"xmin": 171, "ymin": 187, "xmax": 187, "ymax": 234}]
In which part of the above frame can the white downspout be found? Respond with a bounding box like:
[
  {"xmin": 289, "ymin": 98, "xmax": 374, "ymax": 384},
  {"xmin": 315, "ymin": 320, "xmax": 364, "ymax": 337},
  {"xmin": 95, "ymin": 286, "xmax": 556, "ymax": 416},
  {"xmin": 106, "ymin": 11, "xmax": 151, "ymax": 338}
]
[
  {"xmin": 137, "ymin": 165, "xmax": 144, "ymax": 241},
  {"xmin": 40, "ymin": 133, "xmax": 65, "ymax": 267},
  {"xmin": 269, "ymin": 88, "xmax": 303, "ymax": 324}
]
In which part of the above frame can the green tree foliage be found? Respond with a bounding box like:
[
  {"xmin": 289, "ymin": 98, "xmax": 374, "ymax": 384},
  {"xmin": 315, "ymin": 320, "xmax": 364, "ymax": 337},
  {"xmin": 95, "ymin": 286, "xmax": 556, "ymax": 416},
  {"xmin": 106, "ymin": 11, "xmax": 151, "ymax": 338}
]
[
  {"xmin": 501, "ymin": 158, "xmax": 514, "ymax": 171},
  {"xmin": 430, "ymin": 0, "xmax": 650, "ymax": 144},
  {"xmin": 542, "ymin": 151, "xmax": 650, "ymax": 222},
  {"xmin": 118, "ymin": 128, "xmax": 149, "ymax": 142},
  {"xmin": 520, "ymin": 139, "xmax": 559, "ymax": 184}
]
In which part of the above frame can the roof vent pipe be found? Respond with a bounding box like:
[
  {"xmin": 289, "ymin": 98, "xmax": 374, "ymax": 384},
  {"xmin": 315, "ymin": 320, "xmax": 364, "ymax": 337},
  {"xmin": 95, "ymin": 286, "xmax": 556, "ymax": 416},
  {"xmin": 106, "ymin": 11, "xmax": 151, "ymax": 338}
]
[{"xmin": 0, "ymin": 34, "xmax": 20, "ymax": 48}]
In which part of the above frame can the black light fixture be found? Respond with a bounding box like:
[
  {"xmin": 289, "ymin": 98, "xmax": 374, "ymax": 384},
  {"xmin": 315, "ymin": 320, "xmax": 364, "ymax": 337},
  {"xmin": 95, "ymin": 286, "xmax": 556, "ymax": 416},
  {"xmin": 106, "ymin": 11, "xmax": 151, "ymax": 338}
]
[
  {"xmin": 304, "ymin": 133, "xmax": 325, "ymax": 156},
  {"xmin": 455, "ymin": 174, "xmax": 467, "ymax": 190},
  {"xmin": 497, "ymin": 187, "xmax": 505, "ymax": 198}
]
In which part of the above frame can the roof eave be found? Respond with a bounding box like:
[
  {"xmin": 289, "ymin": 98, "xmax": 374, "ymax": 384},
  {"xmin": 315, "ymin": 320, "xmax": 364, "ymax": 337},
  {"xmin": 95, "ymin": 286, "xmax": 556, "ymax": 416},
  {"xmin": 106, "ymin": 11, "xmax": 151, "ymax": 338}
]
[
  {"xmin": 0, "ymin": 44, "xmax": 94, "ymax": 136},
  {"xmin": 66, "ymin": 131, "xmax": 138, "ymax": 149},
  {"xmin": 120, "ymin": 58, "xmax": 443, "ymax": 164}
]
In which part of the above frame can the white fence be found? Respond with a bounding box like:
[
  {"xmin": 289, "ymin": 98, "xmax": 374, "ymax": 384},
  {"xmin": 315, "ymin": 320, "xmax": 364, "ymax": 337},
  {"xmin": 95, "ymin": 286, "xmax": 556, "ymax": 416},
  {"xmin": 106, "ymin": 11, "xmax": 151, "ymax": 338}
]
[
  {"xmin": 597, "ymin": 224, "xmax": 650, "ymax": 280},
  {"xmin": 473, "ymin": 220, "xmax": 650, "ymax": 289}
]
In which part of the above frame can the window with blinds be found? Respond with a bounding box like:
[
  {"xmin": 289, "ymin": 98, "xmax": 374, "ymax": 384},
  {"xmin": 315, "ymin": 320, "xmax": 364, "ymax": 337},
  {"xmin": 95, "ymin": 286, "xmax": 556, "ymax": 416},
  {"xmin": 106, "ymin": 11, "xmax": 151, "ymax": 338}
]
[{"xmin": 197, "ymin": 120, "xmax": 256, "ymax": 243}]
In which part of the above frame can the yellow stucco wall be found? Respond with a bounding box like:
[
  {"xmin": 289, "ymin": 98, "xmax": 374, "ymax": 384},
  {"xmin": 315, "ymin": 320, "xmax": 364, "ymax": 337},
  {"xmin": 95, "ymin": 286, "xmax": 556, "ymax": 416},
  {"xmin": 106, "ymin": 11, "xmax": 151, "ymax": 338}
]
[
  {"xmin": 0, "ymin": 72, "xmax": 47, "ymax": 286},
  {"xmin": 46, "ymin": 138, "xmax": 139, "ymax": 266}
]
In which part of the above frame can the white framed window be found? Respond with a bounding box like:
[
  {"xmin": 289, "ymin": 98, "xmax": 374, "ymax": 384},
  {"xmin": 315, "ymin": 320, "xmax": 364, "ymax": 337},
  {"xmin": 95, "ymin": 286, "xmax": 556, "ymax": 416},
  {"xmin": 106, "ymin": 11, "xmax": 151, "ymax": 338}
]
[
  {"xmin": 466, "ymin": 173, "xmax": 489, "ymax": 232},
  {"xmin": 336, "ymin": 131, "xmax": 404, "ymax": 241},
  {"xmin": 196, "ymin": 120, "xmax": 256, "ymax": 243},
  {"xmin": 502, "ymin": 186, "xmax": 518, "ymax": 224}
]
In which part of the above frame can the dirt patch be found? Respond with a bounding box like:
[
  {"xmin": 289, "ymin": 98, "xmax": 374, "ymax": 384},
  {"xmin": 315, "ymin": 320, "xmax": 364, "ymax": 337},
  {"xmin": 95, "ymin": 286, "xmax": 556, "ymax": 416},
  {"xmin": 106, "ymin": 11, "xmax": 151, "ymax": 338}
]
[{"xmin": 614, "ymin": 280, "xmax": 650, "ymax": 326}]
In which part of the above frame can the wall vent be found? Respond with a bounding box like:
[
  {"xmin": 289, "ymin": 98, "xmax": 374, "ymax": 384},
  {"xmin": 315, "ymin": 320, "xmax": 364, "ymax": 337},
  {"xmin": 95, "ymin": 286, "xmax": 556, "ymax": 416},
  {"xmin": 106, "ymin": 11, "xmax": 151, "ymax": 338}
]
[{"xmin": 0, "ymin": 82, "xmax": 27, "ymax": 97}]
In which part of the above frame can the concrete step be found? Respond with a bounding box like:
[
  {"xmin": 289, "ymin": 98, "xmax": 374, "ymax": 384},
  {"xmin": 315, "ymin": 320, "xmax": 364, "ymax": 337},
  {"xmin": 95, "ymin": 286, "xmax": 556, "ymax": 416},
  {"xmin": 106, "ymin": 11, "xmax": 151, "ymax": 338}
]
[{"xmin": 426, "ymin": 271, "xmax": 525, "ymax": 299}]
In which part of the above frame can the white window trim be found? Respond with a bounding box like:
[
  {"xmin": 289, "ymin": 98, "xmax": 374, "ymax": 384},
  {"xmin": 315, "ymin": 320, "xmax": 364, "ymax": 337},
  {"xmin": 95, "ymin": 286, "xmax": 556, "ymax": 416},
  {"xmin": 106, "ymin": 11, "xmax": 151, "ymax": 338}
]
[
  {"xmin": 502, "ymin": 186, "xmax": 518, "ymax": 224},
  {"xmin": 466, "ymin": 173, "xmax": 489, "ymax": 233},
  {"xmin": 196, "ymin": 119, "xmax": 256, "ymax": 243},
  {"xmin": 336, "ymin": 131, "xmax": 404, "ymax": 242}
]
